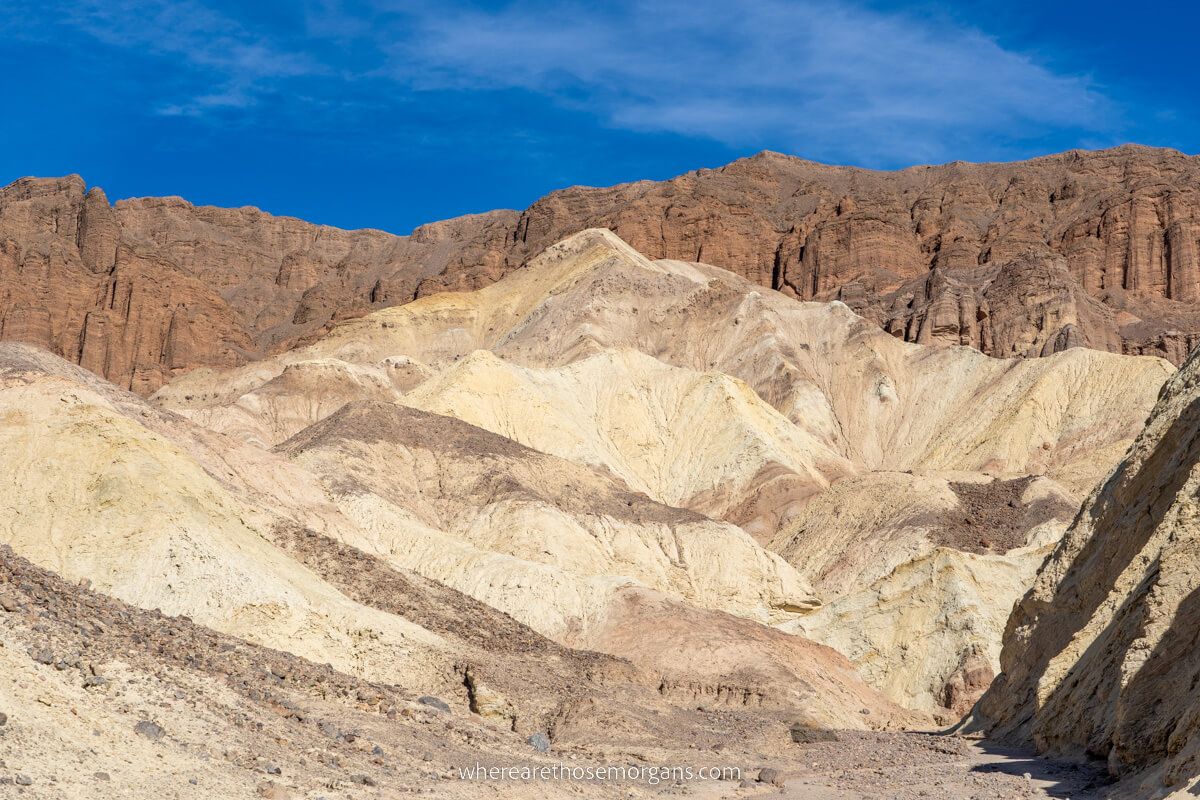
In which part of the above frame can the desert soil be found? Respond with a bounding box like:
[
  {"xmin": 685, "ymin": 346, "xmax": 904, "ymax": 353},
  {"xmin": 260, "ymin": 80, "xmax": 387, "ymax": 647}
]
[{"xmin": 766, "ymin": 733, "xmax": 1106, "ymax": 799}]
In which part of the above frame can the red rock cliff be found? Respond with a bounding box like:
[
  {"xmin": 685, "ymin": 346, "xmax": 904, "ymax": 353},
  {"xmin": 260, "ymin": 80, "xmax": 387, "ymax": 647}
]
[{"xmin": 2, "ymin": 145, "xmax": 1199, "ymax": 392}]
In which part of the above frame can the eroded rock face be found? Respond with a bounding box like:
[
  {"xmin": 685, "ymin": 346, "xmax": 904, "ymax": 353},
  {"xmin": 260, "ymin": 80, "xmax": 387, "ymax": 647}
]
[
  {"xmin": 3, "ymin": 145, "xmax": 1200, "ymax": 392},
  {"xmin": 0, "ymin": 175, "xmax": 516, "ymax": 392},
  {"xmin": 976, "ymin": 343, "xmax": 1200, "ymax": 792},
  {"xmin": 423, "ymin": 145, "xmax": 1200, "ymax": 365}
]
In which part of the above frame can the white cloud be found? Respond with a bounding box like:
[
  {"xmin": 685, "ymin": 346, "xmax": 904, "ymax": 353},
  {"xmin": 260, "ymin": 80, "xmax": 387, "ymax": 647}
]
[
  {"xmin": 15, "ymin": 0, "xmax": 1119, "ymax": 163},
  {"xmin": 390, "ymin": 0, "xmax": 1116, "ymax": 163},
  {"xmin": 51, "ymin": 0, "xmax": 321, "ymax": 114}
]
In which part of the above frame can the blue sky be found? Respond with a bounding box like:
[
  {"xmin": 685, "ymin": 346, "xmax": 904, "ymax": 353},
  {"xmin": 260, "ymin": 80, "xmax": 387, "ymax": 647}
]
[{"xmin": 1, "ymin": 0, "xmax": 1196, "ymax": 233}]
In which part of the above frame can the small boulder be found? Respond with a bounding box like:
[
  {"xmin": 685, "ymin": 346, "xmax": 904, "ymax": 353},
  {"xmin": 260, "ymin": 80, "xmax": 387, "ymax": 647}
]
[
  {"xmin": 757, "ymin": 767, "xmax": 783, "ymax": 786},
  {"xmin": 527, "ymin": 732, "xmax": 551, "ymax": 753},
  {"xmin": 463, "ymin": 671, "xmax": 515, "ymax": 725},
  {"xmin": 417, "ymin": 696, "xmax": 450, "ymax": 713},
  {"xmin": 134, "ymin": 720, "xmax": 165, "ymax": 741}
]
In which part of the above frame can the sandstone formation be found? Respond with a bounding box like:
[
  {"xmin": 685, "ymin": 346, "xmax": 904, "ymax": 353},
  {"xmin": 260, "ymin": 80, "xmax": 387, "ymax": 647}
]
[
  {"xmin": 7, "ymin": 138, "xmax": 1200, "ymax": 798},
  {"xmin": 976, "ymin": 343, "xmax": 1200, "ymax": 796},
  {"xmin": 0, "ymin": 202, "xmax": 1191, "ymax": 795},
  {"xmin": 471, "ymin": 146, "xmax": 1200, "ymax": 365},
  {"xmin": 0, "ymin": 175, "xmax": 516, "ymax": 393},
  {"xmin": 153, "ymin": 229, "xmax": 1172, "ymax": 712},
  {"xmin": 159, "ymin": 229, "xmax": 1172, "ymax": 496},
  {"xmin": 3, "ymin": 146, "xmax": 1200, "ymax": 395}
]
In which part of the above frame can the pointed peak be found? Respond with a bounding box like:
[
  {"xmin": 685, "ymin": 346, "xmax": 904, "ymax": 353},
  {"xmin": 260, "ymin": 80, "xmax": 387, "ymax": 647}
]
[{"xmin": 527, "ymin": 228, "xmax": 660, "ymax": 274}]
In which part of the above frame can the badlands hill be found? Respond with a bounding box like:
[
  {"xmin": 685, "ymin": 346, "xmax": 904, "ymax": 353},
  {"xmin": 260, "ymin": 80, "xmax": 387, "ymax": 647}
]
[
  {"xmin": 153, "ymin": 228, "xmax": 1172, "ymax": 716},
  {"xmin": 976, "ymin": 343, "xmax": 1200, "ymax": 796},
  {"xmin": 2, "ymin": 145, "xmax": 1200, "ymax": 392},
  {"xmin": 0, "ymin": 340, "xmax": 930, "ymax": 797},
  {"xmin": 0, "ymin": 218, "xmax": 1185, "ymax": 797}
]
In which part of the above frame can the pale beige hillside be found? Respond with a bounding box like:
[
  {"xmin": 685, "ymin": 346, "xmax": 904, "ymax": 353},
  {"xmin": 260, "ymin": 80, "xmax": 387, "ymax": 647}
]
[
  {"xmin": 277, "ymin": 400, "xmax": 819, "ymax": 639},
  {"xmin": 771, "ymin": 471, "xmax": 1077, "ymax": 716},
  {"xmin": 161, "ymin": 357, "xmax": 427, "ymax": 449},
  {"xmin": 0, "ymin": 350, "xmax": 455, "ymax": 693},
  {"xmin": 770, "ymin": 472, "xmax": 1076, "ymax": 597},
  {"xmin": 0, "ymin": 345, "xmax": 818, "ymax": 644},
  {"xmin": 151, "ymin": 229, "xmax": 1172, "ymax": 713},
  {"xmin": 0, "ymin": 538, "xmax": 920, "ymax": 800},
  {"xmin": 400, "ymin": 348, "xmax": 853, "ymax": 535},
  {"xmin": 1, "ymin": 343, "xmax": 908, "ymax": 739}
]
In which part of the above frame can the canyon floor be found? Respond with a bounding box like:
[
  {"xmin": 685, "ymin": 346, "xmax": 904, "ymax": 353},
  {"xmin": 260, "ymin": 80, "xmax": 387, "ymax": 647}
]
[
  {"xmin": 763, "ymin": 736, "xmax": 1106, "ymax": 800},
  {"xmin": 1, "ymin": 545, "xmax": 1107, "ymax": 799}
]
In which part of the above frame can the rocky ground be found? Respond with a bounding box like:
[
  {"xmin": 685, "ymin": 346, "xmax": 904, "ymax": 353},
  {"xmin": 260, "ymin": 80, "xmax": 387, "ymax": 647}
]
[
  {"xmin": 935, "ymin": 477, "xmax": 1077, "ymax": 555},
  {"xmin": 774, "ymin": 733, "xmax": 1107, "ymax": 799},
  {"xmin": 0, "ymin": 543, "xmax": 1111, "ymax": 799}
]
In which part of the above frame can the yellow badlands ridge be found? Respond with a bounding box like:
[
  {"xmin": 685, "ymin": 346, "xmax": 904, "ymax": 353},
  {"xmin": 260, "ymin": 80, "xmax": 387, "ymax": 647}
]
[
  {"xmin": 0, "ymin": 227, "xmax": 1184, "ymax": 797},
  {"xmin": 151, "ymin": 229, "xmax": 1170, "ymax": 713}
]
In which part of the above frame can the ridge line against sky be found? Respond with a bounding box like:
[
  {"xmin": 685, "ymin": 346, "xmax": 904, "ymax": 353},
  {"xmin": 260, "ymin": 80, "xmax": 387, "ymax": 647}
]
[{"xmin": 1, "ymin": 0, "xmax": 1196, "ymax": 233}]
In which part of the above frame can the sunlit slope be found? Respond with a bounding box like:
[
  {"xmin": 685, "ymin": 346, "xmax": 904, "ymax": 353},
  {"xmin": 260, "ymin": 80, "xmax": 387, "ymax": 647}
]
[
  {"xmin": 149, "ymin": 229, "xmax": 1171, "ymax": 714},
  {"xmin": 158, "ymin": 228, "xmax": 1170, "ymax": 498}
]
